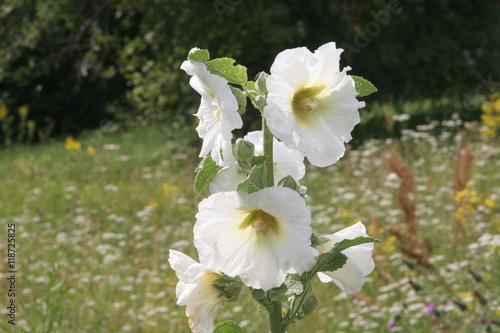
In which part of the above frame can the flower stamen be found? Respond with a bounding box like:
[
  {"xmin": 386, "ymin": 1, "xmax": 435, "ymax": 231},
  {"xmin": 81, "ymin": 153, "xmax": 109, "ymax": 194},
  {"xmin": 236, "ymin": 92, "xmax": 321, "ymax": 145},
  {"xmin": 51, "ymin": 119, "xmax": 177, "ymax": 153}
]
[{"xmin": 292, "ymin": 86, "xmax": 325, "ymax": 125}]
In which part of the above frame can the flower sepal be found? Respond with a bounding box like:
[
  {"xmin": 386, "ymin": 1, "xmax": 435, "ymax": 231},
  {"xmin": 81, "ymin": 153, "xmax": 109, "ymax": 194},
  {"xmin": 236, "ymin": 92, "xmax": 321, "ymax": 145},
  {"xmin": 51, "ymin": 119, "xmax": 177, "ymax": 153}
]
[
  {"xmin": 277, "ymin": 175, "xmax": 307, "ymax": 198},
  {"xmin": 212, "ymin": 275, "xmax": 243, "ymax": 302}
]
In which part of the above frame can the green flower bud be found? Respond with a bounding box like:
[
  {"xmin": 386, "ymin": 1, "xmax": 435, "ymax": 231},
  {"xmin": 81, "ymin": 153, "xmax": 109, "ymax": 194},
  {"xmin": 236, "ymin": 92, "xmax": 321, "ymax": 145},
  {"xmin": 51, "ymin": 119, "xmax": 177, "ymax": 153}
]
[
  {"xmin": 234, "ymin": 139, "xmax": 255, "ymax": 162},
  {"xmin": 255, "ymin": 72, "xmax": 269, "ymax": 96},
  {"xmin": 230, "ymin": 86, "xmax": 247, "ymax": 115}
]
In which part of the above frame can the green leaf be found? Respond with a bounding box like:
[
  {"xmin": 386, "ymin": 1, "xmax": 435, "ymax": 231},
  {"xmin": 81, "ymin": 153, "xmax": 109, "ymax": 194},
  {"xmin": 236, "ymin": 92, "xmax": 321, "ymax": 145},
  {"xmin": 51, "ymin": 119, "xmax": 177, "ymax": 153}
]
[
  {"xmin": 205, "ymin": 57, "xmax": 248, "ymax": 85},
  {"xmin": 187, "ymin": 49, "xmax": 210, "ymax": 62},
  {"xmin": 236, "ymin": 161, "xmax": 267, "ymax": 194},
  {"xmin": 315, "ymin": 252, "xmax": 348, "ymax": 273},
  {"xmin": 310, "ymin": 236, "xmax": 379, "ymax": 276},
  {"xmin": 330, "ymin": 236, "xmax": 380, "ymax": 254},
  {"xmin": 212, "ymin": 275, "xmax": 242, "ymax": 302},
  {"xmin": 284, "ymin": 274, "xmax": 305, "ymax": 296},
  {"xmin": 214, "ymin": 321, "xmax": 243, "ymax": 333},
  {"xmin": 194, "ymin": 155, "xmax": 222, "ymax": 194},
  {"xmin": 352, "ymin": 76, "xmax": 378, "ymax": 97},
  {"xmin": 250, "ymin": 155, "xmax": 268, "ymax": 167},
  {"xmin": 257, "ymin": 305, "xmax": 267, "ymax": 313}
]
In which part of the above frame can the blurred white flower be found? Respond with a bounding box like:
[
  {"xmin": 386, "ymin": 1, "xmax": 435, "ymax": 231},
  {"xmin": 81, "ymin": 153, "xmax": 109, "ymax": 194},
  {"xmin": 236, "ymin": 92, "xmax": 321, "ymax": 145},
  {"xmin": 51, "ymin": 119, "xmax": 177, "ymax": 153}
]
[
  {"xmin": 168, "ymin": 250, "xmax": 225, "ymax": 333},
  {"xmin": 263, "ymin": 42, "xmax": 364, "ymax": 167},
  {"xmin": 315, "ymin": 222, "xmax": 375, "ymax": 293},
  {"xmin": 210, "ymin": 130, "xmax": 305, "ymax": 192},
  {"xmin": 181, "ymin": 50, "xmax": 242, "ymax": 166},
  {"xmin": 194, "ymin": 187, "xmax": 318, "ymax": 291}
]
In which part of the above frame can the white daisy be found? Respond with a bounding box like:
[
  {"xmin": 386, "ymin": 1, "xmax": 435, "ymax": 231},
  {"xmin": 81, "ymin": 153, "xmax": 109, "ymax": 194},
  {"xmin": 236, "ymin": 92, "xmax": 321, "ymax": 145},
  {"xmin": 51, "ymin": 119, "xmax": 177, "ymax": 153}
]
[
  {"xmin": 168, "ymin": 250, "xmax": 225, "ymax": 333},
  {"xmin": 181, "ymin": 50, "xmax": 243, "ymax": 166},
  {"xmin": 263, "ymin": 42, "xmax": 365, "ymax": 167},
  {"xmin": 194, "ymin": 187, "xmax": 318, "ymax": 291},
  {"xmin": 209, "ymin": 131, "xmax": 305, "ymax": 193},
  {"xmin": 315, "ymin": 222, "xmax": 375, "ymax": 293}
]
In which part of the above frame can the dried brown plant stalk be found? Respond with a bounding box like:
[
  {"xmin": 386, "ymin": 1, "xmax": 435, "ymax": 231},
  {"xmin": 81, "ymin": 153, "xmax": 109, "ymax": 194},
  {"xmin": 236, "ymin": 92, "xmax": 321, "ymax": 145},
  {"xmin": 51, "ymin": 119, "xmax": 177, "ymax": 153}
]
[
  {"xmin": 452, "ymin": 143, "xmax": 473, "ymax": 194},
  {"xmin": 387, "ymin": 155, "xmax": 417, "ymax": 235},
  {"xmin": 386, "ymin": 154, "xmax": 433, "ymax": 269}
]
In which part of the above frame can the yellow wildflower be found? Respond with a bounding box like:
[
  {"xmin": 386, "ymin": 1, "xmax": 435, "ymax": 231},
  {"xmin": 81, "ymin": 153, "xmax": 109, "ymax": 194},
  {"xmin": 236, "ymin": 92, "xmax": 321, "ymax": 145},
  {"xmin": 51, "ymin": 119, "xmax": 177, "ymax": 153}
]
[
  {"xmin": 163, "ymin": 183, "xmax": 180, "ymax": 196},
  {"xmin": 87, "ymin": 146, "xmax": 96, "ymax": 156},
  {"xmin": 341, "ymin": 210, "xmax": 350, "ymax": 218},
  {"xmin": 27, "ymin": 120, "xmax": 35, "ymax": 129},
  {"xmin": 0, "ymin": 104, "xmax": 7, "ymax": 120},
  {"xmin": 147, "ymin": 202, "xmax": 158, "ymax": 208},
  {"xmin": 484, "ymin": 198, "xmax": 496, "ymax": 209},
  {"xmin": 64, "ymin": 137, "xmax": 81, "ymax": 151},
  {"xmin": 18, "ymin": 105, "xmax": 29, "ymax": 116}
]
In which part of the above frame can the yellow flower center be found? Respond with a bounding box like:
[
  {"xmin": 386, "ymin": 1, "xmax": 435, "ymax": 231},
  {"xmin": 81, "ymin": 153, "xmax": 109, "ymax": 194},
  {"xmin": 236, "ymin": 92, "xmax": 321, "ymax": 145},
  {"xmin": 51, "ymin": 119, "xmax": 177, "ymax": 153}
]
[
  {"xmin": 241, "ymin": 209, "xmax": 280, "ymax": 236},
  {"xmin": 292, "ymin": 86, "xmax": 325, "ymax": 125}
]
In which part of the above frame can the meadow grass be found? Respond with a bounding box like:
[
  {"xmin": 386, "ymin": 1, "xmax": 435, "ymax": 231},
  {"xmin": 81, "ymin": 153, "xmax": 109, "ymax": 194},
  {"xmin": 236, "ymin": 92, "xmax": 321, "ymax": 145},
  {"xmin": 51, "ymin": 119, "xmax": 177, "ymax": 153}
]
[{"xmin": 0, "ymin": 121, "xmax": 499, "ymax": 333}]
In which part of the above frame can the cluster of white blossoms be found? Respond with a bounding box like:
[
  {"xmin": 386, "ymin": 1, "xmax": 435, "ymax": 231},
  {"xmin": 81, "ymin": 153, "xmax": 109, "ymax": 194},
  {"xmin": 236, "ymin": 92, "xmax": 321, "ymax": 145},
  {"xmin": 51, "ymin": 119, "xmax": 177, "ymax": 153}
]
[{"xmin": 170, "ymin": 42, "xmax": 378, "ymax": 333}]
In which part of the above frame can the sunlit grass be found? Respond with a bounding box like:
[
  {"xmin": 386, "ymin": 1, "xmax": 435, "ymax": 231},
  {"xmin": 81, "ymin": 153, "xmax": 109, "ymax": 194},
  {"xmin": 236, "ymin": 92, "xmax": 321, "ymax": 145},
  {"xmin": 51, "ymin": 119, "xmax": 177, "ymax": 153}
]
[{"xmin": 0, "ymin": 122, "xmax": 499, "ymax": 332}]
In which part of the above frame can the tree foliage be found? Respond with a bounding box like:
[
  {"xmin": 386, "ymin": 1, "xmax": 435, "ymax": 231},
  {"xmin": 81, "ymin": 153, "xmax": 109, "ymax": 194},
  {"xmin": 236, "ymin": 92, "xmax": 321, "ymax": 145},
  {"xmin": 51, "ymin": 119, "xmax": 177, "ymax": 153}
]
[{"xmin": 0, "ymin": 0, "xmax": 498, "ymax": 138}]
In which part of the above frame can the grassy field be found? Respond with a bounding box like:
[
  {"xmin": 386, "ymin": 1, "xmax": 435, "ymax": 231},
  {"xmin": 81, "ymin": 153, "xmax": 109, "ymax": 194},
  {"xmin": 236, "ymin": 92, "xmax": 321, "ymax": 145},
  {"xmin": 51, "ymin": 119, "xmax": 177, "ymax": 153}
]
[{"xmin": 1, "ymin": 120, "xmax": 499, "ymax": 332}]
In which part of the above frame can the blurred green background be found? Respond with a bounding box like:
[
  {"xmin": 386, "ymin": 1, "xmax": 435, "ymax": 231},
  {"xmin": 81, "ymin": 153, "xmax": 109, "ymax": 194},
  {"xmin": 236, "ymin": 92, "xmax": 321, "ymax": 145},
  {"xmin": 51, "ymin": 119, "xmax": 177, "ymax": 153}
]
[{"xmin": 1, "ymin": 0, "xmax": 499, "ymax": 142}]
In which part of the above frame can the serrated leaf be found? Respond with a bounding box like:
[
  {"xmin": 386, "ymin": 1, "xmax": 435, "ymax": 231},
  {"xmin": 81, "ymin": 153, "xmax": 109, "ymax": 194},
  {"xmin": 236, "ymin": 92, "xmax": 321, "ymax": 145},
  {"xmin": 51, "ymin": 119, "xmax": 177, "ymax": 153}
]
[
  {"xmin": 205, "ymin": 57, "xmax": 248, "ymax": 85},
  {"xmin": 187, "ymin": 49, "xmax": 210, "ymax": 62},
  {"xmin": 330, "ymin": 236, "xmax": 380, "ymax": 254},
  {"xmin": 315, "ymin": 252, "xmax": 348, "ymax": 273},
  {"xmin": 214, "ymin": 321, "xmax": 243, "ymax": 333},
  {"xmin": 284, "ymin": 274, "xmax": 305, "ymax": 296},
  {"xmin": 236, "ymin": 161, "xmax": 267, "ymax": 194},
  {"xmin": 310, "ymin": 236, "xmax": 379, "ymax": 276},
  {"xmin": 352, "ymin": 76, "xmax": 378, "ymax": 97},
  {"xmin": 194, "ymin": 155, "xmax": 222, "ymax": 194}
]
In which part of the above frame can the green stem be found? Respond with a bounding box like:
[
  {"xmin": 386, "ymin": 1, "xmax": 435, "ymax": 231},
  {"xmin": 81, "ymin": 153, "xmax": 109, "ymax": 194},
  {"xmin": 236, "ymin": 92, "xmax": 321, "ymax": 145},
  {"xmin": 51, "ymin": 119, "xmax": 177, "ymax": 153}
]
[
  {"xmin": 266, "ymin": 301, "xmax": 288, "ymax": 333},
  {"xmin": 262, "ymin": 117, "xmax": 274, "ymax": 186}
]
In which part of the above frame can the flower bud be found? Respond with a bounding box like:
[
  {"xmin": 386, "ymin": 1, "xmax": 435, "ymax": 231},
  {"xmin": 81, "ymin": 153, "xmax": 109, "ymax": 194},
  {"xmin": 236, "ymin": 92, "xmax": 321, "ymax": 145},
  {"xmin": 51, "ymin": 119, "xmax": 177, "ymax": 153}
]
[
  {"xmin": 255, "ymin": 72, "xmax": 269, "ymax": 96},
  {"xmin": 234, "ymin": 139, "xmax": 255, "ymax": 162}
]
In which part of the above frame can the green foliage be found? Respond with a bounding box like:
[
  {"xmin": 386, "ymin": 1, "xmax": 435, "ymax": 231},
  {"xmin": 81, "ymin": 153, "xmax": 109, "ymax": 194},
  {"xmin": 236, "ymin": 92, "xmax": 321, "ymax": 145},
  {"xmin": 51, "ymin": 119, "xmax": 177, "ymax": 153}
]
[
  {"xmin": 352, "ymin": 76, "xmax": 378, "ymax": 97},
  {"xmin": 212, "ymin": 276, "xmax": 243, "ymax": 302},
  {"xmin": 194, "ymin": 155, "xmax": 222, "ymax": 194},
  {"xmin": 204, "ymin": 58, "xmax": 248, "ymax": 86},
  {"xmin": 214, "ymin": 321, "xmax": 244, "ymax": 333},
  {"xmin": 2, "ymin": 0, "xmax": 497, "ymax": 141},
  {"xmin": 236, "ymin": 157, "xmax": 268, "ymax": 194}
]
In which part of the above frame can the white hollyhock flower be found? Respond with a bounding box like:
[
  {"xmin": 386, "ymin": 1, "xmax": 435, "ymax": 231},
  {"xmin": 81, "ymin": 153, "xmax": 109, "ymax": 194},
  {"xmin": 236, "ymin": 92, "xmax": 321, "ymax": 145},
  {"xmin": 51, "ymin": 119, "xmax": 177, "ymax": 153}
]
[
  {"xmin": 181, "ymin": 50, "xmax": 243, "ymax": 166},
  {"xmin": 315, "ymin": 222, "xmax": 375, "ymax": 293},
  {"xmin": 168, "ymin": 250, "xmax": 225, "ymax": 333},
  {"xmin": 209, "ymin": 131, "xmax": 305, "ymax": 193},
  {"xmin": 263, "ymin": 42, "xmax": 365, "ymax": 167},
  {"xmin": 194, "ymin": 187, "xmax": 318, "ymax": 291}
]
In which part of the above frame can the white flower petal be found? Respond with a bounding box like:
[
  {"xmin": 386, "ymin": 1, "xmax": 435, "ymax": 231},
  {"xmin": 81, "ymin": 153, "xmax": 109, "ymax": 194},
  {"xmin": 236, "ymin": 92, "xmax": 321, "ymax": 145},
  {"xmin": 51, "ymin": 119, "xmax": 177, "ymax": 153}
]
[
  {"xmin": 194, "ymin": 187, "xmax": 318, "ymax": 291},
  {"xmin": 168, "ymin": 250, "xmax": 225, "ymax": 333},
  {"xmin": 181, "ymin": 59, "xmax": 242, "ymax": 166},
  {"xmin": 264, "ymin": 42, "xmax": 364, "ymax": 167},
  {"xmin": 315, "ymin": 222, "xmax": 375, "ymax": 293}
]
